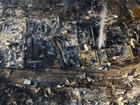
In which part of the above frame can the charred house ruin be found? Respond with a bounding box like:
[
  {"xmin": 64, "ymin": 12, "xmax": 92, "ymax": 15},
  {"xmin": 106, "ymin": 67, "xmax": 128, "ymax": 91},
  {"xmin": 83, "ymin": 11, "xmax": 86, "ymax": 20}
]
[{"xmin": 0, "ymin": 0, "xmax": 139, "ymax": 69}]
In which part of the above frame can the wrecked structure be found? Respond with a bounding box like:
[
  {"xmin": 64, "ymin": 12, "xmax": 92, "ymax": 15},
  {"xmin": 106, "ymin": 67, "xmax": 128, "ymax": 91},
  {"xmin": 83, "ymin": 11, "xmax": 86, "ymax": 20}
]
[
  {"xmin": 0, "ymin": 0, "xmax": 139, "ymax": 69},
  {"xmin": 0, "ymin": 0, "xmax": 140, "ymax": 105},
  {"xmin": 0, "ymin": 6, "xmax": 26, "ymax": 68}
]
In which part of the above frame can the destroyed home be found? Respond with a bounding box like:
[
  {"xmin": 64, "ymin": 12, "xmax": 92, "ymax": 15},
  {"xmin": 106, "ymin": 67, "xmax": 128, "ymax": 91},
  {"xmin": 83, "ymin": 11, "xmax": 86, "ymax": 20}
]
[{"xmin": 0, "ymin": 0, "xmax": 140, "ymax": 105}]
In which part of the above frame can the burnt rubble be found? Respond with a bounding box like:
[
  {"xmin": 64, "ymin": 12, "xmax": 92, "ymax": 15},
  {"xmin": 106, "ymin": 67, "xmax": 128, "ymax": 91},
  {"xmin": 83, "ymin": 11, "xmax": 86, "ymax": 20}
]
[
  {"xmin": 0, "ymin": 0, "xmax": 139, "ymax": 68},
  {"xmin": 0, "ymin": 69, "xmax": 140, "ymax": 105},
  {"xmin": 0, "ymin": 0, "xmax": 140, "ymax": 105}
]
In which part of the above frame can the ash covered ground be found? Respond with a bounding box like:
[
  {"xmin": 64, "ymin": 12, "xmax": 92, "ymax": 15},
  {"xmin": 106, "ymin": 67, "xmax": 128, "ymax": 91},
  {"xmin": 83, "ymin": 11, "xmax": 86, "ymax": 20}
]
[{"xmin": 0, "ymin": 0, "xmax": 140, "ymax": 105}]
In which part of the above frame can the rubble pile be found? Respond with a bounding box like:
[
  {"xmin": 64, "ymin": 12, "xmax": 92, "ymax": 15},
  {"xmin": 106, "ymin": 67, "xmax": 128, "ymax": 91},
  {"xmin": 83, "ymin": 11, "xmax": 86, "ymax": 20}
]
[
  {"xmin": 0, "ymin": 0, "xmax": 139, "ymax": 68},
  {"xmin": 0, "ymin": 69, "xmax": 140, "ymax": 105},
  {"xmin": 0, "ymin": 0, "xmax": 140, "ymax": 105},
  {"xmin": 0, "ymin": 7, "xmax": 26, "ymax": 68}
]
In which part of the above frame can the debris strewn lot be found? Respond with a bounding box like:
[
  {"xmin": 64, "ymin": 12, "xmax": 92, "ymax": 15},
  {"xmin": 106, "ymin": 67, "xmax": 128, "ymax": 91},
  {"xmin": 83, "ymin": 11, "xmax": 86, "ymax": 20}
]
[{"xmin": 0, "ymin": 0, "xmax": 140, "ymax": 105}]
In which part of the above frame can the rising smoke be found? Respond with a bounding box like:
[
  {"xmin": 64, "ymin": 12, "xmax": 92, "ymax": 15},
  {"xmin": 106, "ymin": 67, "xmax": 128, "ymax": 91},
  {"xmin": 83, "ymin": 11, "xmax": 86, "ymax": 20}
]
[{"xmin": 98, "ymin": 3, "xmax": 107, "ymax": 49}]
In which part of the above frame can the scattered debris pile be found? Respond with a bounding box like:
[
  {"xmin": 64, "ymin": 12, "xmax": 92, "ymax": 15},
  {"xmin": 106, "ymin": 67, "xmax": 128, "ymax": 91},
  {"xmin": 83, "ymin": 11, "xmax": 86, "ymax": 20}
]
[
  {"xmin": 0, "ymin": 0, "xmax": 139, "ymax": 68},
  {"xmin": 0, "ymin": 7, "xmax": 26, "ymax": 68},
  {"xmin": 0, "ymin": 67, "xmax": 140, "ymax": 105},
  {"xmin": 0, "ymin": 0, "xmax": 140, "ymax": 105}
]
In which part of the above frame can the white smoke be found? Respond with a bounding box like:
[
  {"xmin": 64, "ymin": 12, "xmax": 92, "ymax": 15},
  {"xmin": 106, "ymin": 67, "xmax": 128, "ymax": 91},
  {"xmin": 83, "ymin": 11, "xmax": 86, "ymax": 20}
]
[{"xmin": 98, "ymin": 3, "xmax": 107, "ymax": 49}]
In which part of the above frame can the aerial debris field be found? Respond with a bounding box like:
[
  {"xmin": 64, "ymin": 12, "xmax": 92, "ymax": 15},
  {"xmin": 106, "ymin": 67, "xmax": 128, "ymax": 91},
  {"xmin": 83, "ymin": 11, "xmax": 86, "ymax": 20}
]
[{"xmin": 0, "ymin": 0, "xmax": 140, "ymax": 105}]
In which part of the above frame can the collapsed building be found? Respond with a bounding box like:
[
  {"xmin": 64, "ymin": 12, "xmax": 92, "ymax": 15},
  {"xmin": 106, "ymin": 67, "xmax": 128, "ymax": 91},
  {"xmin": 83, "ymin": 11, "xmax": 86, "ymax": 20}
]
[
  {"xmin": 0, "ymin": 0, "xmax": 140, "ymax": 105},
  {"xmin": 0, "ymin": 0, "xmax": 139, "ymax": 69}
]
